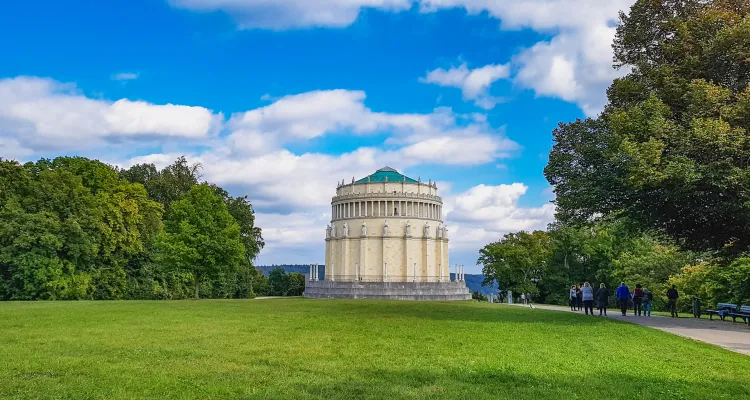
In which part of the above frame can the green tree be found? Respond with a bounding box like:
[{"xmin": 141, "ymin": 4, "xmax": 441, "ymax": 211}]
[
  {"xmin": 267, "ymin": 267, "xmax": 289, "ymax": 296},
  {"xmin": 155, "ymin": 184, "xmax": 245, "ymax": 299},
  {"xmin": 545, "ymin": 0, "xmax": 750, "ymax": 254},
  {"xmin": 479, "ymin": 231, "xmax": 551, "ymax": 297},
  {"xmin": 287, "ymin": 273, "xmax": 306, "ymax": 296}
]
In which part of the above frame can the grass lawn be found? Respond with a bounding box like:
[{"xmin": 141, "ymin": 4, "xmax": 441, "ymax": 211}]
[{"xmin": 1, "ymin": 299, "xmax": 749, "ymax": 400}]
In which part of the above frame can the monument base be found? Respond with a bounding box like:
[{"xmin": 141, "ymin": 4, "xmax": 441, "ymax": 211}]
[{"xmin": 303, "ymin": 280, "xmax": 472, "ymax": 301}]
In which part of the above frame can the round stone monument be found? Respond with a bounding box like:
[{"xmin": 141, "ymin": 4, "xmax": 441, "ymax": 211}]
[{"xmin": 304, "ymin": 167, "xmax": 471, "ymax": 300}]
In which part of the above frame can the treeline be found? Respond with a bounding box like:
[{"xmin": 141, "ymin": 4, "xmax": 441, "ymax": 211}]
[
  {"xmin": 480, "ymin": 220, "xmax": 750, "ymax": 310},
  {"xmin": 0, "ymin": 156, "xmax": 266, "ymax": 300},
  {"xmin": 481, "ymin": 0, "xmax": 750, "ymax": 310}
]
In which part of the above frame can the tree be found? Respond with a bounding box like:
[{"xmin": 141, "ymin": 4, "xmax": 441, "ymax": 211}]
[
  {"xmin": 120, "ymin": 156, "xmax": 202, "ymax": 213},
  {"xmin": 155, "ymin": 184, "xmax": 245, "ymax": 299},
  {"xmin": 287, "ymin": 273, "xmax": 306, "ymax": 296},
  {"xmin": 545, "ymin": 0, "xmax": 750, "ymax": 254},
  {"xmin": 479, "ymin": 231, "xmax": 551, "ymax": 296},
  {"xmin": 268, "ymin": 267, "xmax": 289, "ymax": 296}
]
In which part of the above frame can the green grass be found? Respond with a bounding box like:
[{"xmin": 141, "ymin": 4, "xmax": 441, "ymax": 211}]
[{"xmin": 1, "ymin": 299, "xmax": 749, "ymax": 400}]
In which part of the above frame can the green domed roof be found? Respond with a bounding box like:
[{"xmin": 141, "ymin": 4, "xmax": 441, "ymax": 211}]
[{"xmin": 356, "ymin": 166, "xmax": 418, "ymax": 183}]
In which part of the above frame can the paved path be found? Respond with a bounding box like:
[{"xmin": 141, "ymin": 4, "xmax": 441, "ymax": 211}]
[{"xmin": 513, "ymin": 303, "xmax": 750, "ymax": 356}]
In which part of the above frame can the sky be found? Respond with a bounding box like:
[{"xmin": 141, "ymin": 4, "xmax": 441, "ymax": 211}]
[{"xmin": 0, "ymin": 0, "xmax": 635, "ymax": 273}]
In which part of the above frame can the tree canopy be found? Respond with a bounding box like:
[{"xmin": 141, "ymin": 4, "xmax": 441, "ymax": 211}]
[
  {"xmin": 0, "ymin": 156, "xmax": 265, "ymax": 300},
  {"xmin": 545, "ymin": 0, "xmax": 750, "ymax": 254}
]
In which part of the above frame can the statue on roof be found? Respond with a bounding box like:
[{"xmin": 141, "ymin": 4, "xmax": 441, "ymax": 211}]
[
  {"xmin": 361, "ymin": 221, "xmax": 367, "ymax": 236},
  {"xmin": 383, "ymin": 220, "xmax": 389, "ymax": 236},
  {"xmin": 326, "ymin": 224, "xmax": 331, "ymax": 239},
  {"xmin": 367, "ymin": 176, "xmax": 370, "ymax": 183},
  {"xmin": 343, "ymin": 222, "xmax": 349, "ymax": 237},
  {"xmin": 443, "ymin": 224, "xmax": 448, "ymax": 239},
  {"xmin": 418, "ymin": 176, "xmax": 421, "ymax": 183},
  {"xmin": 384, "ymin": 175, "xmax": 388, "ymax": 182},
  {"xmin": 331, "ymin": 224, "xmax": 336, "ymax": 238},
  {"xmin": 424, "ymin": 221, "xmax": 430, "ymax": 238},
  {"xmin": 405, "ymin": 220, "xmax": 411, "ymax": 237}
]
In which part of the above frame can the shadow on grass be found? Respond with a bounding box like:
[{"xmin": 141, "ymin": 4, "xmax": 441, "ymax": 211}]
[{"xmin": 288, "ymin": 365, "xmax": 749, "ymax": 400}]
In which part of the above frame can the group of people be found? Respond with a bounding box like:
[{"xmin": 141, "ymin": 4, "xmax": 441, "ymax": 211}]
[
  {"xmin": 519, "ymin": 292, "xmax": 533, "ymax": 306},
  {"xmin": 569, "ymin": 283, "xmax": 610, "ymax": 316},
  {"xmin": 569, "ymin": 282, "xmax": 681, "ymax": 317}
]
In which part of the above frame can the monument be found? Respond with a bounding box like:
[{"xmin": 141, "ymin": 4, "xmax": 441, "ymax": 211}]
[{"xmin": 304, "ymin": 166, "xmax": 471, "ymax": 300}]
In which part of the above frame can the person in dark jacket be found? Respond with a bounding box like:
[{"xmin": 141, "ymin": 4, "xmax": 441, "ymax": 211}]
[
  {"xmin": 596, "ymin": 283, "xmax": 609, "ymax": 316},
  {"xmin": 576, "ymin": 285, "xmax": 583, "ymax": 311},
  {"xmin": 616, "ymin": 282, "xmax": 630, "ymax": 316},
  {"xmin": 666, "ymin": 285, "xmax": 679, "ymax": 318},
  {"xmin": 632, "ymin": 284, "xmax": 644, "ymax": 316}
]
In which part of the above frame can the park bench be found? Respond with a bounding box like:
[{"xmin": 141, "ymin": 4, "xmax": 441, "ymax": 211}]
[
  {"xmin": 727, "ymin": 305, "xmax": 750, "ymax": 325},
  {"xmin": 705, "ymin": 303, "xmax": 737, "ymax": 321}
]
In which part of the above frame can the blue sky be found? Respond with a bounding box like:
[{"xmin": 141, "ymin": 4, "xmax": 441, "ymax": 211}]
[{"xmin": 0, "ymin": 0, "xmax": 635, "ymax": 272}]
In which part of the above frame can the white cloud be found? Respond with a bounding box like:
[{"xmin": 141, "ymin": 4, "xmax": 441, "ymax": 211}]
[
  {"xmin": 420, "ymin": 63, "xmax": 510, "ymax": 109},
  {"xmin": 171, "ymin": 0, "xmax": 635, "ymax": 115},
  {"xmin": 112, "ymin": 72, "xmax": 139, "ymax": 81},
  {"xmin": 444, "ymin": 183, "xmax": 555, "ymax": 251},
  {"xmin": 419, "ymin": 0, "xmax": 636, "ymax": 116},
  {"xmin": 225, "ymin": 89, "xmax": 516, "ymax": 163},
  {"xmin": 169, "ymin": 0, "xmax": 413, "ymax": 29},
  {"xmin": 0, "ymin": 77, "xmax": 223, "ymax": 152}
]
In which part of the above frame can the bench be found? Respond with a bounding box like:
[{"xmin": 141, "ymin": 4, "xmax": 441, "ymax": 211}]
[
  {"xmin": 727, "ymin": 305, "xmax": 750, "ymax": 325},
  {"xmin": 705, "ymin": 303, "xmax": 737, "ymax": 321}
]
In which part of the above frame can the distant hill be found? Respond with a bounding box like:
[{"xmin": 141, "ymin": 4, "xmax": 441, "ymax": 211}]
[{"xmin": 256, "ymin": 265, "xmax": 499, "ymax": 295}]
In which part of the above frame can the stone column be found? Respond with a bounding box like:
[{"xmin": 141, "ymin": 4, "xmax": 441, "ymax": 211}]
[
  {"xmin": 435, "ymin": 238, "xmax": 442, "ymax": 283},
  {"xmin": 314, "ymin": 263, "xmax": 318, "ymax": 281},
  {"xmin": 359, "ymin": 232, "xmax": 367, "ymax": 282},
  {"xmin": 309, "ymin": 264, "xmax": 313, "ymax": 281}
]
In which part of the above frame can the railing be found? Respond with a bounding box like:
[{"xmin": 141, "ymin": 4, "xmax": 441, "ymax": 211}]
[
  {"xmin": 332, "ymin": 192, "xmax": 442, "ymax": 203},
  {"xmin": 310, "ymin": 275, "xmax": 461, "ymax": 283}
]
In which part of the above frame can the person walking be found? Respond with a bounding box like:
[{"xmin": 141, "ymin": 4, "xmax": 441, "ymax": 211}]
[
  {"xmin": 666, "ymin": 285, "xmax": 679, "ymax": 318},
  {"xmin": 576, "ymin": 285, "xmax": 583, "ymax": 311},
  {"xmin": 642, "ymin": 287, "xmax": 653, "ymax": 317},
  {"xmin": 526, "ymin": 292, "xmax": 532, "ymax": 307},
  {"xmin": 616, "ymin": 282, "xmax": 630, "ymax": 316},
  {"xmin": 581, "ymin": 282, "xmax": 594, "ymax": 315},
  {"xmin": 569, "ymin": 285, "xmax": 577, "ymax": 311},
  {"xmin": 596, "ymin": 283, "xmax": 609, "ymax": 316},
  {"xmin": 520, "ymin": 292, "xmax": 526, "ymax": 305},
  {"xmin": 633, "ymin": 284, "xmax": 644, "ymax": 316}
]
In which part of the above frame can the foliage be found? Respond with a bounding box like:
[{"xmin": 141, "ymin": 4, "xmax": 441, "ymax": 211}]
[
  {"xmin": 156, "ymin": 184, "xmax": 246, "ymax": 299},
  {"xmin": 2, "ymin": 300, "xmax": 749, "ymax": 399},
  {"xmin": 545, "ymin": 0, "xmax": 750, "ymax": 254},
  {"xmin": 479, "ymin": 230, "xmax": 550, "ymax": 296},
  {"xmin": 0, "ymin": 155, "xmax": 264, "ymax": 300}
]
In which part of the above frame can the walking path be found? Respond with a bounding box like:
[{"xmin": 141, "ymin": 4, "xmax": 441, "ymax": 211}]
[{"xmin": 513, "ymin": 303, "xmax": 750, "ymax": 356}]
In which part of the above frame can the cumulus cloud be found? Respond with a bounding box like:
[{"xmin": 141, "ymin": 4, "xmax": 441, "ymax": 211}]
[
  {"xmin": 0, "ymin": 77, "xmax": 223, "ymax": 152},
  {"xmin": 445, "ymin": 183, "xmax": 555, "ymax": 250},
  {"xmin": 225, "ymin": 89, "xmax": 516, "ymax": 162},
  {"xmin": 421, "ymin": 0, "xmax": 635, "ymax": 116},
  {"xmin": 172, "ymin": 0, "xmax": 635, "ymax": 115},
  {"xmin": 420, "ymin": 63, "xmax": 510, "ymax": 109}
]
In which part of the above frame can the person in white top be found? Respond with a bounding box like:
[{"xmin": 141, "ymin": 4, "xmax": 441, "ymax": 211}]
[{"xmin": 520, "ymin": 293, "xmax": 526, "ymax": 305}]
